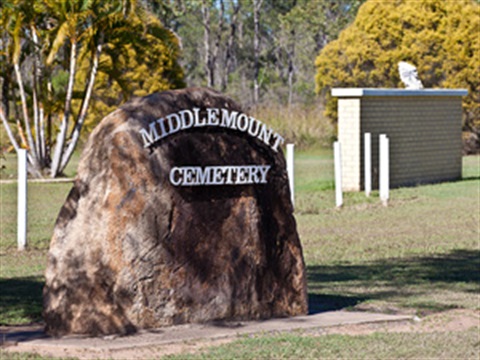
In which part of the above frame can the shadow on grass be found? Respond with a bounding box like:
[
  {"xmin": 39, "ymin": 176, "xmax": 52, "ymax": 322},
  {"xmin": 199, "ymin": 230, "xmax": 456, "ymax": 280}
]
[
  {"xmin": 308, "ymin": 293, "xmax": 366, "ymax": 314},
  {"xmin": 2, "ymin": 250, "xmax": 478, "ymax": 324},
  {"xmin": 0, "ymin": 277, "xmax": 44, "ymax": 325},
  {"xmin": 462, "ymin": 176, "xmax": 480, "ymax": 181},
  {"xmin": 307, "ymin": 249, "xmax": 480, "ymax": 313}
]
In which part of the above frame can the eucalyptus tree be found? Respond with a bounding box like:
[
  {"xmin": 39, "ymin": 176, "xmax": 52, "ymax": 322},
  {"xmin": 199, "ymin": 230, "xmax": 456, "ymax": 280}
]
[
  {"xmin": 276, "ymin": 0, "xmax": 366, "ymax": 107},
  {"xmin": 125, "ymin": 0, "xmax": 365, "ymax": 107}
]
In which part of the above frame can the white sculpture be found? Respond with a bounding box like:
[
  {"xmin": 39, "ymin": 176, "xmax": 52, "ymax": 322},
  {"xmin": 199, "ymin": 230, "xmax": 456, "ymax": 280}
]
[{"xmin": 398, "ymin": 61, "xmax": 423, "ymax": 89}]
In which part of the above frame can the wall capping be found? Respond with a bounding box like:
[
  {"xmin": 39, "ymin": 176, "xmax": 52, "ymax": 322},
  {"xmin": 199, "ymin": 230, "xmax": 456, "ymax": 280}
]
[{"xmin": 332, "ymin": 88, "xmax": 468, "ymax": 98}]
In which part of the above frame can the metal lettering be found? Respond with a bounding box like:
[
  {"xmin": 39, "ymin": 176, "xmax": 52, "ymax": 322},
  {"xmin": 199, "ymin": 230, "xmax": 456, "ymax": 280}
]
[
  {"xmin": 140, "ymin": 121, "xmax": 160, "ymax": 147},
  {"xmin": 140, "ymin": 108, "xmax": 284, "ymax": 153},
  {"xmin": 169, "ymin": 165, "xmax": 271, "ymax": 186}
]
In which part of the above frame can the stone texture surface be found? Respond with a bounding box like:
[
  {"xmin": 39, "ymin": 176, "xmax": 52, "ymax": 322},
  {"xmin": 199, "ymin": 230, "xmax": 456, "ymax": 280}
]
[{"xmin": 43, "ymin": 87, "xmax": 308, "ymax": 337}]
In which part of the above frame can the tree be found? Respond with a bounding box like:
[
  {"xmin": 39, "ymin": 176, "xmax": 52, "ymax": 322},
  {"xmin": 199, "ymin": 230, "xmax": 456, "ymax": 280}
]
[
  {"xmin": 0, "ymin": 0, "xmax": 184, "ymax": 177},
  {"xmin": 277, "ymin": 0, "xmax": 365, "ymax": 107},
  {"xmin": 252, "ymin": 0, "xmax": 263, "ymax": 104},
  {"xmin": 79, "ymin": 13, "xmax": 185, "ymax": 136},
  {"xmin": 139, "ymin": 0, "xmax": 363, "ymax": 106},
  {"xmin": 315, "ymin": 0, "xmax": 480, "ymax": 150}
]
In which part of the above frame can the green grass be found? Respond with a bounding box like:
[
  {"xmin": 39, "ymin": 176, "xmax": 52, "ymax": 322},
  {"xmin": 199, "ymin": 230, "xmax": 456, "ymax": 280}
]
[
  {"xmin": 0, "ymin": 170, "xmax": 74, "ymax": 325},
  {"xmin": 296, "ymin": 155, "xmax": 479, "ymax": 314},
  {"xmin": 163, "ymin": 328, "xmax": 480, "ymax": 359},
  {"xmin": 307, "ymin": 249, "xmax": 479, "ymax": 314},
  {"xmin": 0, "ymin": 276, "xmax": 44, "ymax": 324},
  {"xmin": 0, "ymin": 352, "xmax": 77, "ymax": 360},
  {"xmin": 0, "ymin": 183, "xmax": 73, "ymax": 250},
  {"xmin": 1, "ymin": 330, "xmax": 478, "ymax": 360},
  {"xmin": 0, "ymin": 151, "xmax": 81, "ymax": 180},
  {"xmin": 0, "ymin": 152, "xmax": 478, "ymax": 358},
  {"xmin": 1, "ymin": 329, "xmax": 479, "ymax": 359}
]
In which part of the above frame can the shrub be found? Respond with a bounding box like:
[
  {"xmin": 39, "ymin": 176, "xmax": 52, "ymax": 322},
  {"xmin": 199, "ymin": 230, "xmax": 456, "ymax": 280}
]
[{"xmin": 315, "ymin": 0, "xmax": 480, "ymax": 151}]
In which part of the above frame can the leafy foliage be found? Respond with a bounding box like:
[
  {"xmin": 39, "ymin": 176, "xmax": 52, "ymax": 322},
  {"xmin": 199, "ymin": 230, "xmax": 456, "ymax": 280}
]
[
  {"xmin": 0, "ymin": 0, "xmax": 184, "ymax": 176},
  {"xmin": 147, "ymin": 0, "xmax": 364, "ymax": 107},
  {"xmin": 315, "ymin": 0, "xmax": 480, "ymax": 141},
  {"xmin": 78, "ymin": 13, "xmax": 185, "ymax": 136}
]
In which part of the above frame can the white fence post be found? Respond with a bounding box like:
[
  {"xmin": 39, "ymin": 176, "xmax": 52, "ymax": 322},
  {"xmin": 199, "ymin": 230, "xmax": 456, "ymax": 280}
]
[
  {"xmin": 379, "ymin": 134, "xmax": 389, "ymax": 206},
  {"xmin": 364, "ymin": 132, "xmax": 371, "ymax": 197},
  {"xmin": 17, "ymin": 149, "xmax": 27, "ymax": 250},
  {"xmin": 286, "ymin": 143, "xmax": 295, "ymax": 207},
  {"xmin": 334, "ymin": 141, "xmax": 343, "ymax": 207}
]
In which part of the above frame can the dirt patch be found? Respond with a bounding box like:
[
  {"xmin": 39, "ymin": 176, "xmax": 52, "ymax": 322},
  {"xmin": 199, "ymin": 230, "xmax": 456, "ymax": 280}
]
[
  {"xmin": 2, "ymin": 309, "xmax": 479, "ymax": 359},
  {"xmin": 2, "ymin": 337, "xmax": 235, "ymax": 359},
  {"xmin": 313, "ymin": 309, "xmax": 480, "ymax": 336}
]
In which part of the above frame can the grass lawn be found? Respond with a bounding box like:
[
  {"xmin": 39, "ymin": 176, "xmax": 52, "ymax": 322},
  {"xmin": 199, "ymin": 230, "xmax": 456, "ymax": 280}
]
[
  {"xmin": 0, "ymin": 151, "xmax": 478, "ymax": 359},
  {"xmin": 162, "ymin": 328, "xmax": 480, "ymax": 360},
  {"xmin": 0, "ymin": 152, "xmax": 81, "ymax": 180}
]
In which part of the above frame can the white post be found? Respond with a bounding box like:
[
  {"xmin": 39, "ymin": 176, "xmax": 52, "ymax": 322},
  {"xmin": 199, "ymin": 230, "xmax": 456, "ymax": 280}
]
[
  {"xmin": 286, "ymin": 143, "xmax": 295, "ymax": 207},
  {"xmin": 17, "ymin": 149, "xmax": 27, "ymax": 250},
  {"xmin": 364, "ymin": 132, "xmax": 371, "ymax": 197},
  {"xmin": 379, "ymin": 134, "xmax": 389, "ymax": 206},
  {"xmin": 334, "ymin": 141, "xmax": 343, "ymax": 207}
]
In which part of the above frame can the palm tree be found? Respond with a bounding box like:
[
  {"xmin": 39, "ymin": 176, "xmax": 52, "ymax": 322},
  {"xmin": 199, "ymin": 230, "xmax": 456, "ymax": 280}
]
[
  {"xmin": 48, "ymin": 0, "xmax": 153, "ymax": 177},
  {"xmin": 46, "ymin": 0, "xmax": 116, "ymax": 177},
  {"xmin": 0, "ymin": 0, "xmax": 143, "ymax": 177},
  {"xmin": 1, "ymin": 0, "xmax": 184, "ymax": 177},
  {"xmin": 1, "ymin": 0, "xmax": 44, "ymax": 176}
]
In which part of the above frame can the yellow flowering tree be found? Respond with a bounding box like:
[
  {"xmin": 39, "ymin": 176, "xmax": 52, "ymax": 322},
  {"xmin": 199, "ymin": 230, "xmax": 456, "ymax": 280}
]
[{"xmin": 315, "ymin": 0, "xmax": 479, "ymax": 151}]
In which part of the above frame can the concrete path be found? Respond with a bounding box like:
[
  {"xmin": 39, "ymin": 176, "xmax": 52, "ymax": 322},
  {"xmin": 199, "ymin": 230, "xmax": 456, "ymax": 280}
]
[{"xmin": 2, "ymin": 311, "xmax": 413, "ymax": 358}]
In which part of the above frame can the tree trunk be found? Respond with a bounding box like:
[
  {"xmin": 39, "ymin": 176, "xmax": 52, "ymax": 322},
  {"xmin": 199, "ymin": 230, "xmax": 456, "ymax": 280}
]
[
  {"xmin": 210, "ymin": 0, "xmax": 225, "ymax": 89},
  {"xmin": 39, "ymin": 105, "xmax": 46, "ymax": 164},
  {"xmin": 0, "ymin": 107, "xmax": 20, "ymax": 152},
  {"xmin": 50, "ymin": 39, "xmax": 77, "ymax": 178},
  {"xmin": 221, "ymin": 0, "xmax": 240, "ymax": 92},
  {"xmin": 0, "ymin": 29, "xmax": 10, "ymax": 119},
  {"xmin": 16, "ymin": 119, "xmax": 28, "ymax": 149},
  {"xmin": 287, "ymin": 29, "xmax": 295, "ymax": 110},
  {"xmin": 60, "ymin": 40, "xmax": 103, "ymax": 172},
  {"xmin": 1, "ymin": 74, "xmax": 9, "ymax": 120},
  {"xmin": 11, "ymin": 92, "xmax": 27, "ymax": 148},
  {"xmin": 13, "ymin": 62, "xmax": 42, "ymax": 175},
  {"xmin": 47, "ymin": 81, "xmax": 53, "ymax": 161},
  {"xmin": 31, "ymin": 24, "xmax": 44, "ymax": 166},
  {"xmin": 201, "ymin": 1, "xmax": 213, "ymax": 88},
  {"xmin": 13, "ymin": 63, "xmax": 36, "ymax": 157},
  {"xmin": 253, "ymin": 0, "xmax": 263, "ymax": 104}
]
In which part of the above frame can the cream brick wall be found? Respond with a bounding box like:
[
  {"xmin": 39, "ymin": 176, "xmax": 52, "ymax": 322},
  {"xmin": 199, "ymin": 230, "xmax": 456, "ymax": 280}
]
[
  {"xmin": 338, "ymin": 99, "xmax": 361, "ymax": 191},
  {"xmin": 335, "ymin": 90, "xmax": 464, "ymax": 191}
]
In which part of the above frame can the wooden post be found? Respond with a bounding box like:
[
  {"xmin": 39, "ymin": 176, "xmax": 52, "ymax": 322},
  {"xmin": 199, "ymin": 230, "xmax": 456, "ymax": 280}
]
[
  {"xmin": 286, "ymin": 143, "xmax": 295, "ymax": 207},
  {"xmin": 334, "ymin": 141, "xmax": 343, "ymax": 207},
  {"xmin": 379, "ymin": 134, "xmax": 389, "ymax": 206},
  {"xmin": 17, "ymin": 149, "xmax": 27, "ymax": 250},
  {"xmin": 364, "ymin": 132, "xmax": 371, "ymax": 197}
]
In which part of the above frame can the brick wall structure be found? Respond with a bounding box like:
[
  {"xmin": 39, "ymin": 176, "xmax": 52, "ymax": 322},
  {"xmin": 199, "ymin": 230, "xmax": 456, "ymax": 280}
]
[{"xmin": 332, "ymin": 88, "xmax": 468, "ymax": 191}]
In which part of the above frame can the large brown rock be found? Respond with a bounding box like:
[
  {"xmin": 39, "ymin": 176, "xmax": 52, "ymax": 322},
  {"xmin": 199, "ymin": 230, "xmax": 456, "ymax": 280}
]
[{"xmin": 43, "ymin": 88, "xmax": 308, "ymax": 336}]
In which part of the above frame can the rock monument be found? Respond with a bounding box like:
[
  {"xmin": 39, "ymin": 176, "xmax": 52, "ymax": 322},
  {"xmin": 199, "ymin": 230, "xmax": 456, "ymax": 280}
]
[{"xmin": 43, "ymin": 87, "xmax": 308, "ymax": 336}]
